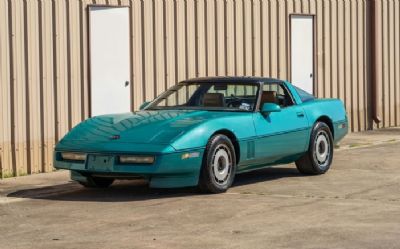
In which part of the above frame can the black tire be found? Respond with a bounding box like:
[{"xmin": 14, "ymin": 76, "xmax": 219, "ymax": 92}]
[
  {"xmin": 198, "ymin": 134, "xmax": 237, "ymax": 193},
  {"xmin": 78, "ymin": 176, "xmax": 114, "ymax": 188},
  {"xmin": 295, "ymin": 122, "xmax": 334, "ymax": 175}
]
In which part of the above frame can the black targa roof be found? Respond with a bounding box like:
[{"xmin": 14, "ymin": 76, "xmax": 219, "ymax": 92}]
[{"xmin": 181, "ymin": 76, "xmax": 286, "ymax": 85}]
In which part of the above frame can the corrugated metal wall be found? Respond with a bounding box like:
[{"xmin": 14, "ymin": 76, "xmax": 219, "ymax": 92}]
[
  {"xmin": 0, "ymin": 0, "xmax": 399, "ymax": 177},
  {"xmin": 377, "ymin": 0, "xmax": 400, "ymax": 129}
]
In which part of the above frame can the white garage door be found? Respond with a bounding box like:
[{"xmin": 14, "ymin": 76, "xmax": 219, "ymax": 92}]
[
  {"xmin": 291, "ymin": 15, "xmax": 315, "ymax": 95},
  {"xmin": 89, "ymin": 6, "xmax": 131, "ymax": 116}
]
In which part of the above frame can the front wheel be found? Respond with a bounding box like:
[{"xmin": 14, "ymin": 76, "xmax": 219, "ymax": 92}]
[
  {"xmin": 296, "ymin": 122, "xmax": 334, "ymax": 175},
  {"xmin": 78, "ymin": 176, "xmax": 114, "ymax": 188},
  {"xmin": 199, "ymin": 134, "xmax": 237, "ymax": 193}
]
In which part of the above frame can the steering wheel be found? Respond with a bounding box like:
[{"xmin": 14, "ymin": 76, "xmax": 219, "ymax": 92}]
[
  {"xmin": 276, "ymin": 94, "xmax": 286, "ymax": 107},
  {"xmin": 226, "ymin": 96, "xmax": 242, "ymax": 107}
]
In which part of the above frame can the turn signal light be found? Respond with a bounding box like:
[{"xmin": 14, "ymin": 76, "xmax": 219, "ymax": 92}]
[
  {"xmin": 119, "ymin": 155, "xmax": 155, "ymax": 164},
  {"xmin": 61, "ymin": 152, "xmax": 87, "ymax": 162}
]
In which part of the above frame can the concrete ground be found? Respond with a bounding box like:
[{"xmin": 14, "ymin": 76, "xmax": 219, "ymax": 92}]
[{"xmin": 1, "ymin": 128, "xmax": 400, "ymax": 249}]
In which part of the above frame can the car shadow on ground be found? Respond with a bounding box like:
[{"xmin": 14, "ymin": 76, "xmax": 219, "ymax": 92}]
[
  {"xmin": 7, "ymin": 166, "xmax": 302, "ymax": 202},
  {"xmin": 233, "ymin": 166, "xmax": 302, "ymax": 187}
]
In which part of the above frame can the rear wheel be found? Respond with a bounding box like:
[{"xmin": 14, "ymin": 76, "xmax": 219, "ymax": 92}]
[
  {"xmin": 296, "ymin": 122, "xmax": 333, "ymax": 175},
  {"xmin": 78, "ymin": 176, "xmax": 114, "ymax": 188},
  {"xmin": 199, "ymin": 134, "xmax": 236, "ymax": 193}
]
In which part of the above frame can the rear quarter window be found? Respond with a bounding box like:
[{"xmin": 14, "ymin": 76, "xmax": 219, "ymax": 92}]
[{"xmin": 293, "ymin": 86, "xmax": 315, "ymax": 103}]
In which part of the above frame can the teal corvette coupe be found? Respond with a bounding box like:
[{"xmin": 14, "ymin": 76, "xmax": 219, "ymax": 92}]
[{"xmin": 54, "ymin": 77, "xmax": 348, "ymax": 193}]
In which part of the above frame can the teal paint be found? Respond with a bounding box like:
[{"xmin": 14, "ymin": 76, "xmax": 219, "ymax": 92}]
[{"xmin": 54, "ymin": 79, "xmax": 348, "ymax": 188}]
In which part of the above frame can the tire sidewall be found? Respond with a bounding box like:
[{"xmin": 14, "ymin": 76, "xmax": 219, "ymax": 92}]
[
  {"xmin": 200, "ymin": 134, "xmax": 237, "ymax": 193},
  {"xmin": 309, "ymin": 122, "xmax": 334, "ymax": 173}
]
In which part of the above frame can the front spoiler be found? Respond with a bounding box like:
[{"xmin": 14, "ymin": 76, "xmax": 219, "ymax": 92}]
[{"xmin": 54, "ymin": 149, "xmax": 204, "ymax": 188}]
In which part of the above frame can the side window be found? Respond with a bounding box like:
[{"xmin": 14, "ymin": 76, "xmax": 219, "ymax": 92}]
[
  {"xmin": 262, "ymin": 83, "xmax": 294, "ymax": 108},
  {"xmin": 293, "ymin": 85, "xmax": 315, "ymax": 102},
  {"xmin": 205, "ymin": 84, "xmax": 258, "ymax": 110}
]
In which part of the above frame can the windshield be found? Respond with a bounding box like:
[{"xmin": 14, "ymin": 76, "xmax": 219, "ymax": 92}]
[{"xmin": 146, "ymin": 82, "xmax": 260, "ymax": 112}]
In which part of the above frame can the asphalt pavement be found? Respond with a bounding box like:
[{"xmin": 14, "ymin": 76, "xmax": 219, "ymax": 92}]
[{"xmin": 1, "ymin": 130, "xmax": 400, "ymax": 249}]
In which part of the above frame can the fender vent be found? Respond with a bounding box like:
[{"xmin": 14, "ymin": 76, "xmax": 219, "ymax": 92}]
[{"xmin": 247, "ymin": 141, "xmax": 255, "ymax": 159}]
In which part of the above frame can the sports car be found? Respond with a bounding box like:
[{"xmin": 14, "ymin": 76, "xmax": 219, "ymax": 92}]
[{"xmin": 54, "ymin": 77, "xmax": 348, "ymax": 193}]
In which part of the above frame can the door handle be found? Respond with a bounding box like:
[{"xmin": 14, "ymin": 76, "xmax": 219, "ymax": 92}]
[
  {"xmin": 297, "ymin": 112, "xmax": 305, "ymax": 117},
  {"xmin": 125, "ymin": 81, "xmax": 130, "ymax": 87}
]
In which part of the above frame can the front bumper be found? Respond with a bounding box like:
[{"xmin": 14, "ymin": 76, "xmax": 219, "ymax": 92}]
[{"xmin": 54, "ymin": 149, "xmax": 204, "ymax": 188}]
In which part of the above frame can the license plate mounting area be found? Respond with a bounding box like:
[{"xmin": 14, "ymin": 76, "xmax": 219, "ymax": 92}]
[{"xmin": 87, "ymin": 155, "xmax": 114, "ymax": 172}]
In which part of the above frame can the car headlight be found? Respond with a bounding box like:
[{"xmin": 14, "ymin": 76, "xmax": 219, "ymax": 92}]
[
  {"xmin": 119, "ymin": 155, "xmax": 155, "ymax": 164},
  {"xmin": 61, "ymin": 152, "xmax": 87, "ymax": 162}
]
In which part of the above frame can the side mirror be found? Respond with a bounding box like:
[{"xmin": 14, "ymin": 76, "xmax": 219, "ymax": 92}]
[
  {"xmin": 139, "ymin": 101, "xmax": 150, "ymax": 110},
  {"xmin": 261, "ymin": 103, "xmax": 281, "ymax": 115}
]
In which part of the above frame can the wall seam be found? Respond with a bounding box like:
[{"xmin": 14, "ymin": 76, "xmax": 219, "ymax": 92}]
[
  {"xmin": 79, "ymin": 0, "xmax": 85, "ymax": 121},
  {"xmin": 224, "ymin": 0, "xmax": 228, "ymax": 76},
  {"xmin": 184, "ymin": 0, "xmax": 189, "ymax": 79},
  {"xmin": 51, "ymin": 0, "xmax": 59, "ymax": 142},
  {"xmin": 251, "ymin": 0, "xmax": 255, "ymax": 76},
  {"xmin": 204, "ymin": 0, "xmax": 208, "ymax": 76},
  {"xmin": 233, "ymin": 0, "xmax": 237, "ymax": 76},
  {"xmin": 214, "ymin": 0, "xmax": 218, "ymax": 76},
  {"xmin": 153, "ymin": 0, "xmax": 157, "ymax": 96},
  {"xmin": 242, "ymin": 0, "xmax": 246, "ymax": 75},
  {"xmin": 141, "ymin": 0, "xmax": 146, "ymax": 101},
  {"xmin": 194, "ymin": 0, "xmax": 199, "ymax": 77},
  {"xmin": 7, "ymin": 0, "xmax": 16, "ymax": 176},
  {"xmin": 163, "ymin": 0, "xmax": 168, "ymax": 91},
  {"xmin": 66, "ymin": 0, "xmax": 72, "ymax": 130},
  {"xmin": 23, "ymin": 0, "xmax": 32, "ymax": 174},
  {"xmin": 260, "ymin": 0, "xmax": 264, "ymax": 76},
  {"xmin": 37, "ymin": 0, "xmax": 45, "ymax": 173}
]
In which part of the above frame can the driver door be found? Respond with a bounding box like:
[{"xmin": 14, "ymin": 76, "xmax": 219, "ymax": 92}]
[{"xmin": 252, "ymin": 83, "xmax": 309, "ymax": 166}]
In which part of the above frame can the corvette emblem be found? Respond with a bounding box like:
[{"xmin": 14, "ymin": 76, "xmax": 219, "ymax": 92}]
[{"xmin": 110, "ymin": 135, "xmax": 120, "ymax": 140}]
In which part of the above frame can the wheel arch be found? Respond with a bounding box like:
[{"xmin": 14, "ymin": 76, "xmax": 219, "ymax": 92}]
[
  {"xmin": 211, "ymin": 129, "xmax": 240, "ymax": 164},
  {"xmin": 316, "ymin": 116, "xmax": 334, "ymax": 138}
]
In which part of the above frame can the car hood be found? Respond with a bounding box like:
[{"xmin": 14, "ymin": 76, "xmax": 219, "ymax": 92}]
[{"xmin": 61, "ymin": 110, "xmax": 236, "ymax": 145}]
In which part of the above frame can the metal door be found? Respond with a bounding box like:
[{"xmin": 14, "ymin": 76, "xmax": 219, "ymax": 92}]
[
  {"xmin": 89, "ymin": 6, "xmax": 131, "ymax": 116},
  {"xmin": 291, "ymin": 15, "xmax": 315, "ymax": 94}
]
